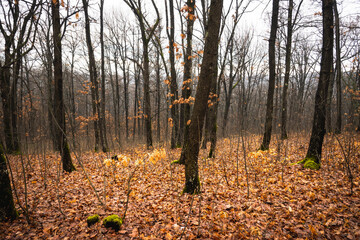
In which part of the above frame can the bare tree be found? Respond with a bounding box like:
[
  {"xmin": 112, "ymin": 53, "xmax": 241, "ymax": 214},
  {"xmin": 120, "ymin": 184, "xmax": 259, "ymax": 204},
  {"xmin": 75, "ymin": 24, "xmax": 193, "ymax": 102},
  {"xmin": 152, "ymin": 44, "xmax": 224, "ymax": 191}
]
[
  {"xmin": 100, "ymin": 0, "xmax": 109, "ymax": 150},
  {"xmin": 334, "ymin": 0, "xmax": 342, "ymax": 134},
  {"xmin": 260, "ymin": 0, "xmax": 280, "ymax": 150},
  {"xmin": 301, "ymin": 0, "xmax": 333, "ymax": 169},
  {"xmin": 165, "ymin": 0, "xmax": 180, "ymax": 148},
  {"xmin": 0, "ymin": 0, "xmax": 41, "ymax": 153},
  {"xmin": 82, "ymin": 0, "xmax": 103, "ymax": 152},
  {"xmin": 182, "ymin": 0, "xmax": 223, "ymax": 194},
  {"xmin": 51, "ymin": 0, "xmax": 75, "ymax": 172},
  {"xmin": 123, "ymin": 0, "xmax": 160, "ymax": 149}
]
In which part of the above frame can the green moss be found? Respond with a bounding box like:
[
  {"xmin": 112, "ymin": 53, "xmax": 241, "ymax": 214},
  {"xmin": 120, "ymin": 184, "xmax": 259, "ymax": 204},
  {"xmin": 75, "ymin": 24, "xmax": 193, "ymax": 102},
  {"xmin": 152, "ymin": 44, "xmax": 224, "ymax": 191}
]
[
  {"xmin": 292, "ymin": 156, "xmax": 320, "ymax": 170},
  {"xmin": 303, "ymin": 158, "xmax": 320, "ymax": 170},
  {"xmin": 291, "ymin": 158, "xmax": 307, "ymax": 166},
  {"xmin": 103, "ymin": 215, "xmax": 122, "ymax": 231},
  {"xmin": 171, "ymin": 159, "xmax": 184, "ymax": 165},
  {"xmin": 87, "ymin": 214, "xmax": 100, "ymax": 227}
]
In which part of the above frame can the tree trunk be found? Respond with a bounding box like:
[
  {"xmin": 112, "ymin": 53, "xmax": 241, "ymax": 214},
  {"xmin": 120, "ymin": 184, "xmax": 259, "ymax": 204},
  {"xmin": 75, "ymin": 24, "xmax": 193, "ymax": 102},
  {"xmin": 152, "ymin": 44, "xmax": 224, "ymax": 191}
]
[
  {"xmin": 165, "ymin": 0, "xmax": 180, "ymax": 148},
  {"xmin": 280, "ymin": 0, "xmax": 293, "ymax": 140},
  {"xmin": 182, "ymin": 0, "xmax": 223, "ymax": 194},
  {"xmin": 156, "ymin": 50, "xmax": 161, "ymax": 142},
  {"xmin": 0, "ymin": 46, "xmax": 14, "ymax": 153},
  {"xmin": 143, "ymin": 45, "xmax": 153, "ymax": 148},
  {"xmin": 179, "ymin": 0, "xmax": 195, "ymax": 148},
  {"xmin": 326, "ymin": 66, "xmax": 335, "ymax": 133},
  {"xmin": 51, "ymin": 0, "xmax": 75, "ymax": 172},
  {"xmin": 334, "ymin": 0, "xmax": 342, "ymax": 134},
  {"xmin": 100, "ymin": 0, "xmax": 109, "ymax": 152},
  {"xmin": 82, "ymin": 0, "xmax": 101, "ymax": 152},
  {"xmin": 260, "ymin": 0, "xmax": 280, "ymax": 150},
  {"xmin": 0, "ymin": 144, "xmax": 17, "ymax": 221},
  {"xmin": 303, "ymin": 0, "xmax": 333, "ymax": 167},
  {"xmin": 207, "ymin": 66, "xmax": 218, "ymax": 158}
]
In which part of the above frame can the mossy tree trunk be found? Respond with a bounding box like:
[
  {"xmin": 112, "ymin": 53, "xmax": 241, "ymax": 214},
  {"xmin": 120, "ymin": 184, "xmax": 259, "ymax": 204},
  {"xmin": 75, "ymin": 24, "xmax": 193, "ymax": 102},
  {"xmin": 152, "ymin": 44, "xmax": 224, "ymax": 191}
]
[
  {"xmin": 303, "ymin": 0, "xmax": 333, "ymax": 167},
  {"xmin": 182, "ymin": 0, "xmax": 223, "ymax": 194},
  {"xmin": 260, "ymin": 0, "xmax": 280, "ymax": 150},
  {"xmin": 0, "ymin": 144, "xmax": 17, "ymax": 221},
  {"xmin": 51, "ymin": 0, "xmax": 75, "ymax": 173}
]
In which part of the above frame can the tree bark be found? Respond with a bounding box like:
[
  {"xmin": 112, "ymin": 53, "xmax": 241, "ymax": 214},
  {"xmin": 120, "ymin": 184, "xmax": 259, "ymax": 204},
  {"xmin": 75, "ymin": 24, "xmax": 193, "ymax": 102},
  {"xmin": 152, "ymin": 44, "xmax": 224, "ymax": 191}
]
[
  {"xmin": 182, "ymin": 0, "xmax": 223, "ymax": 194},
  {"xmin": 82, "ymin": 0, "xmax": 101, "ymax": 151},
  {"xmin": 0, "ymin": 145, "xmax": 17, "ymax": 221},
  {"xmin": 280, "ymin": 0, "xmax": 293, "ymax": 140},
  {"xmin": 179, "ymin": 0, "xmax": 195, "ymax": 148},
  {"xmin": 304, "ymin": 0, "xmax": 333, "ymax": 166},
  {"xmin": 260, "ymin": 0, "xmax": 280, "ymax": 150},
  {"xmin": 100, "ymin": 0, "xmax": 109, "ymax": 151},
  {"xmin": 51, "ymin": 0, "xmax": 75, "ymax": 172},
  {"xmin": 334, "ymin": 0, "xmax": 342, "ymax": 134},
  {"xmin": 166, "ymin": 0, "xmax": 180, "ymax": 149}
]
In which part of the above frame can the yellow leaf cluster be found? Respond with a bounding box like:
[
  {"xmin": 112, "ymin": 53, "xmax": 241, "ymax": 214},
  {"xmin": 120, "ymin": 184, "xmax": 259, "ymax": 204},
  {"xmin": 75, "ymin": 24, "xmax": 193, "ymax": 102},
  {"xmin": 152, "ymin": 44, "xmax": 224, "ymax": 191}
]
[
  {"xmin": 103, "ymin": 154, "xmax": 131, "ymax": 168},
  {"xmin": 248, "ymin": 150, "xmax": 264, "ymax": 159},
  {"xmin": 103, "ymin": 158, "xmax": 113, "ymax": 167},
  {"xmin": 149, "ymin": 148, "xmax": 166, "ymax": 164}
]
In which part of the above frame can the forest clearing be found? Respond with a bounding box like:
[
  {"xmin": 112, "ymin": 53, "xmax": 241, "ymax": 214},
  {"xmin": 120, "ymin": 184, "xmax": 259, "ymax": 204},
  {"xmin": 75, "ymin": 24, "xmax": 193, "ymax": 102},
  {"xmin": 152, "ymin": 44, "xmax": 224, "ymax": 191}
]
[{"xmin": 1, "ymin": 134, "xmax": 359, "ymax": 239}]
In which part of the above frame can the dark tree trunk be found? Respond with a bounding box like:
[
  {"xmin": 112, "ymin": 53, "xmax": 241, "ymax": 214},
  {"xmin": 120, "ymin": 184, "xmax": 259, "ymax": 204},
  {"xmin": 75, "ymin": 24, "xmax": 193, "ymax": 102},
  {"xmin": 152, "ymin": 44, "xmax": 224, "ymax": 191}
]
[
  {"xmin": 334, "ymin": 0, "xmax": 342, "ymax": 134},
  {"xmin": 280, "ymin": 0, "xmax": 293, "ymax": 140},
  {"xmin": 123, "ymin": 58, "xmax": 129, "ymax": 141},
  {"xmin": 100, "ymin": 0, "xmax": 109, "ymax": 152},
  {"xmin": 113, "ymin": 51, "xmax": 121, "ymax": 145},
  {"xmin": 179, "ymin": 0, "xmax": 195, "ymax": 148},
  {"xmin": 82, "ymin": 0, "xmax": 101, "ymax": 152},
  {"xmin": 0, "ymin": 144, "xmax": 17, "ymax": 221},
  {"xmin": 143, "ymin": 46, "xmax": 153, "ymax": 148},
  {"xmin": 260, "ymin": 0, "xmax": 280, "ymax": 150},
  {"xmin": 221, "ymin": 40, "xmax": 235, "ymax": 137},
  {"xmin": 51, "ymin": 0, "xmax": 75, "ymax": 172},
  {"xmin": 326, "ymin": 66, "xmax": 335, "ymax": 133},
  {"xmin": 207, "ymin": 66, "xmax": 218, "ymax": 158},
  {"xmin": 304, "ymin": 0, "xmax": 333, "ymax": 167},
  {"xmin": 182, "ymin": 0, "xmax": 223, "ymax": 194},
  {"xmin": 166, "ymin": 0, "xmax": 180, "ymax": 149},
  {"xmin": 357, "ymin": 59, "xmax": 360, "ymax": 131},
  {"xmin": 0, "ymin": 46, "xmax": 14, "ymax": 153},
  {"xmin": 156, "ymin": 50, "xmax": 161, "ymax": 142}
]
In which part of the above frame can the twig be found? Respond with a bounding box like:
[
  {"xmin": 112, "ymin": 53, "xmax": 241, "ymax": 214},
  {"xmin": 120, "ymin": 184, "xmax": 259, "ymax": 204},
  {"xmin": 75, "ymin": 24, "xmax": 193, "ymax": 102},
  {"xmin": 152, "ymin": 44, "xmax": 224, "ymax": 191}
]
[
  {"xmin": 334, "ymin": 135, "xmax": 354, "ymax": 195},
  {"xmin": 240, "ymin": 130, "xmax": 250, "ymax": 198},
  {"xmin": 122, "ymin": 165, "xmax": 139, "ymax": 221},
  {"xmin": 179, "ymin": 194, "xmax": 195, "ymax": 240}
]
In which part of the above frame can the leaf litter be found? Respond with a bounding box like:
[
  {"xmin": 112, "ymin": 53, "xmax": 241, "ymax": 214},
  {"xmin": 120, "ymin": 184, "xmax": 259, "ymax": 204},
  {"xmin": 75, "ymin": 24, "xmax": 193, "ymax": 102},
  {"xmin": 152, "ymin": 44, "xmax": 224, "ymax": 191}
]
[{"xmin": 0, "ymin": 135, "xmax": 359, "ymax": 239}]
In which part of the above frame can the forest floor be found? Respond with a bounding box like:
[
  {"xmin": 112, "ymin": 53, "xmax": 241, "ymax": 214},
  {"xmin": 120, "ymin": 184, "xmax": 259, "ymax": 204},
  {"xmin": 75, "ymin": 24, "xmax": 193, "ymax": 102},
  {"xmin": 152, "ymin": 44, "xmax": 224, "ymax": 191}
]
[{"xmin": 1, "ymin": 133, "xmax": 360, "ymax": 239}]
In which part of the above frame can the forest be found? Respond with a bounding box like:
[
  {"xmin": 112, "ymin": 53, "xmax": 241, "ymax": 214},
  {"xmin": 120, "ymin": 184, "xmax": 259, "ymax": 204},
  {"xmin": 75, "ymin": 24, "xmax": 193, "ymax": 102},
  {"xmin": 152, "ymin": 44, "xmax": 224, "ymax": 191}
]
[{"xmin": 0, "ymin": 0, "xmax": 359, "ymax": 239}]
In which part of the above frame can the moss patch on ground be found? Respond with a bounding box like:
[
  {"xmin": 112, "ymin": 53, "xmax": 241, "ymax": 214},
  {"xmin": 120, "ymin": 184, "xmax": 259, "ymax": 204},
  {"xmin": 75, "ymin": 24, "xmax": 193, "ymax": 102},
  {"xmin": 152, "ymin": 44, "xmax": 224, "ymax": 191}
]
[
  {"xmin": 103, "ymin": 215, "xmax": 122, "ymax": 231},
  {"xmin": 86, "ymin": 214, "xmax": 100, "ymax": 227}
]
